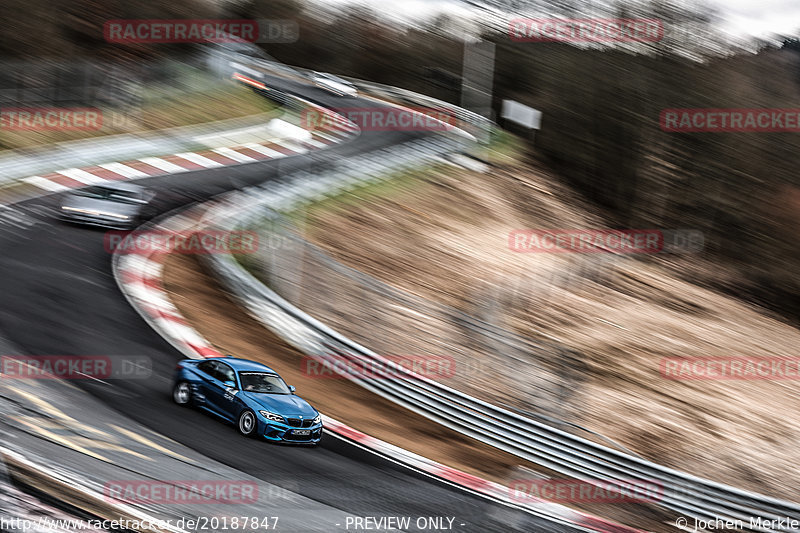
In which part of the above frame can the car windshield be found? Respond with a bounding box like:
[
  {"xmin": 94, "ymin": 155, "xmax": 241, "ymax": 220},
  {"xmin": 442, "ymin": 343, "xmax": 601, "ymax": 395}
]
[
  {"xmin": 75, "ymin": 186, "xmax": 144, "ymax": 205},
  {"xmin": 238, "ymin": 372, "xmax": 291, "ymax": 394}
]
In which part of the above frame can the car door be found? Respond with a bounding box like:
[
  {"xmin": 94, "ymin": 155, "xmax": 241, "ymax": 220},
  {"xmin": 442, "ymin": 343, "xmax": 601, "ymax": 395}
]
[
  {"xmin": 212, "ymin": 362, "xmax": 241, "ymax": 419},
  {"xmin": 193, "ymin": 360, "xmax": 219, "ymax": 408},
  {"xmin": 194, "ymin": 360, "xmax": 232, "ymax": 418}
]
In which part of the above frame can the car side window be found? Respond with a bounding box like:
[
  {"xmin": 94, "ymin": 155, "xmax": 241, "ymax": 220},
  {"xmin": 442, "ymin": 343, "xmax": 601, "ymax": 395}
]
[
  {"xmin": 197, "ymin": 360, "xmax": 217, "ymax": 376},
  {"xmin": 216, "ymin": 363, "xmax": 236, "ymax": 385}
]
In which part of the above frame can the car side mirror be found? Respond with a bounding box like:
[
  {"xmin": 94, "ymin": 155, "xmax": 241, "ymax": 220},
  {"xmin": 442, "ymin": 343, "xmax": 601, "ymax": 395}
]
[
  {"xmin": 223, "ymin": 380, "xmax": 237, "ymax": 389},
  {"xmin": 289, "ymin": 385, "xmax": 296, "ymax": 393}
]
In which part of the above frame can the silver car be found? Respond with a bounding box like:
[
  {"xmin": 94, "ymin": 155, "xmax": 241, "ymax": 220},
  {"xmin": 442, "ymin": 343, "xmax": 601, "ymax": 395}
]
[
  {"xmin": 311, "ymin": 72, "xmax": 358, "ymax": 98},
  {"xmin": 59, "ymin": 182, "xmax": 155, "ymax": 229}
]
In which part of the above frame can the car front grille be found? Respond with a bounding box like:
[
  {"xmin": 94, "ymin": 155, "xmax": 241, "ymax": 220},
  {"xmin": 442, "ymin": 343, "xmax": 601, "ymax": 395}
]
[{"xmin": 286, "ymin": 418, "xmax": 314, "ymax": 428}]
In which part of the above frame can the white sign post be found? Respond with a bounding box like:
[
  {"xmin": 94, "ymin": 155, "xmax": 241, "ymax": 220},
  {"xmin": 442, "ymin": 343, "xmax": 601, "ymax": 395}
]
[{"xmin": 501, "ymin": 100, "xmax": 542, "ymax": 143}]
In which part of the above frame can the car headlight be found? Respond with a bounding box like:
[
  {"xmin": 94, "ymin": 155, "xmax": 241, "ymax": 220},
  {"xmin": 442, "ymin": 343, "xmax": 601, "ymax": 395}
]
[
  {"xmin": 312, "ymin": 414, "xmax": 321, "ymax": 425},
  {"xmin": 259, "ymin": 410, "xmax": 285, "ymax": 423}
]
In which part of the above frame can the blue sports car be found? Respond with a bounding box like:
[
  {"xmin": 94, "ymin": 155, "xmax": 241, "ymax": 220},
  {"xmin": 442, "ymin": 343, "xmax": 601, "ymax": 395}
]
[{"xmin": 172, "ymin": 357, "xmax": 323, "ymax": 445}]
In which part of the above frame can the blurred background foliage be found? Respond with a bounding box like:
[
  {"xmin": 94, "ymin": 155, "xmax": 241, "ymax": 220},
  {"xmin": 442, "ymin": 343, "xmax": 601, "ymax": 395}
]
[{"xmin": 2, "ymin": 0, "xmax": 799, "ymax": 322}]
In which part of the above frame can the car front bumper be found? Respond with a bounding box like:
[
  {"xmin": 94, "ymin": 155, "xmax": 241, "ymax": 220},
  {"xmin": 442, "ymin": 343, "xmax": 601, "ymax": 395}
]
[
  {"xmin": 260, "ymin": 420, "xmax": 323, "ymax": 443},
  {"xmin": 60, "ymin": 212, "xmax": 136, "ymax": 229}
]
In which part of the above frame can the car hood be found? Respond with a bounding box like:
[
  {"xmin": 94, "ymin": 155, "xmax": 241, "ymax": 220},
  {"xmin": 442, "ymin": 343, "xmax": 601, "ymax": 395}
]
[
  {"xmin": 240, "ymin": 391, "xmax": 317, "ymax": 417},
  {"xmin": 61, "ymin": 196, "xmax": 142, "ymax": 216}
]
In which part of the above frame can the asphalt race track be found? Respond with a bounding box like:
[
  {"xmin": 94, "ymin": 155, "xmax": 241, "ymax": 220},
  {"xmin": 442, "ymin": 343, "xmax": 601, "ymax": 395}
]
[{"xmin": 0, "ymin": 74, "xmax": 577, "ymax": 532}]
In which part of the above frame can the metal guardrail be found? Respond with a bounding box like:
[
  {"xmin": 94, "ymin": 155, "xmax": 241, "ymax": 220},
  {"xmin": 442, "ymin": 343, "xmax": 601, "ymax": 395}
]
[
  {"xmin": 197, "ymin": 54, "xmax": 800, "ymax": 531},
  {"xmin": 343, "ymin": 76, "xmax": 491, "ymax": 130}
]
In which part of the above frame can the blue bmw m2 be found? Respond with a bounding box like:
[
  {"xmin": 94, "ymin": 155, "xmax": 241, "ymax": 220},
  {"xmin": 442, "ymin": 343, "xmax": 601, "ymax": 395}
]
[{"xmin": 173, "ymin": 357, "xmax": 322, "ymax": 445}]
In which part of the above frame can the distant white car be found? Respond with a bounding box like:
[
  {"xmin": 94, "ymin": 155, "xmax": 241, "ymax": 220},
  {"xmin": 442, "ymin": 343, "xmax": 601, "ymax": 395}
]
[
  {"xmin": 311, "ymin": 72, "xmax": 358, "ymax": 98},
  {"xmin": 59, "ymin": 183, "xmax": 155, "ymax": 229}
]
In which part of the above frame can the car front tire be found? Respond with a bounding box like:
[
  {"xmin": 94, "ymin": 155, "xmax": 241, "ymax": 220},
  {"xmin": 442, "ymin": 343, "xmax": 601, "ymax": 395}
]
[
  {"xmin": 238, "ymin": 409, "xmax": 258, "ymax": 438},
  {"xmin": 173, "ymin": 381, "xmax": 193, "ymax": 406}
]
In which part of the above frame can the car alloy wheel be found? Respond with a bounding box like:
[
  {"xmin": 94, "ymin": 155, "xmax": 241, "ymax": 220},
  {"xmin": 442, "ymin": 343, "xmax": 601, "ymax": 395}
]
[
  {"xmin": 173, "ymin": 381, "xmax": 192, "ymax": 406},
  {"xmin": 238, "ymin": 410, "xmax": 257, "ymax": 438}
]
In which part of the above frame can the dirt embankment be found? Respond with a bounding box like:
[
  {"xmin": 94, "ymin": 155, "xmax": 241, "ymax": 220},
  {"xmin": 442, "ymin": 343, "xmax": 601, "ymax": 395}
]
[{"xmin": 297, "ymin": 162, "xmax": 800, "ymax": 504}]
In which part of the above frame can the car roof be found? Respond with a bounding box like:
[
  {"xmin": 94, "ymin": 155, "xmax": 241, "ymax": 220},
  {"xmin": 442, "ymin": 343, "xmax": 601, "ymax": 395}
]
[{"xmin": 214, "ymin": 357, "xmax": 277, "ymax": 374}]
